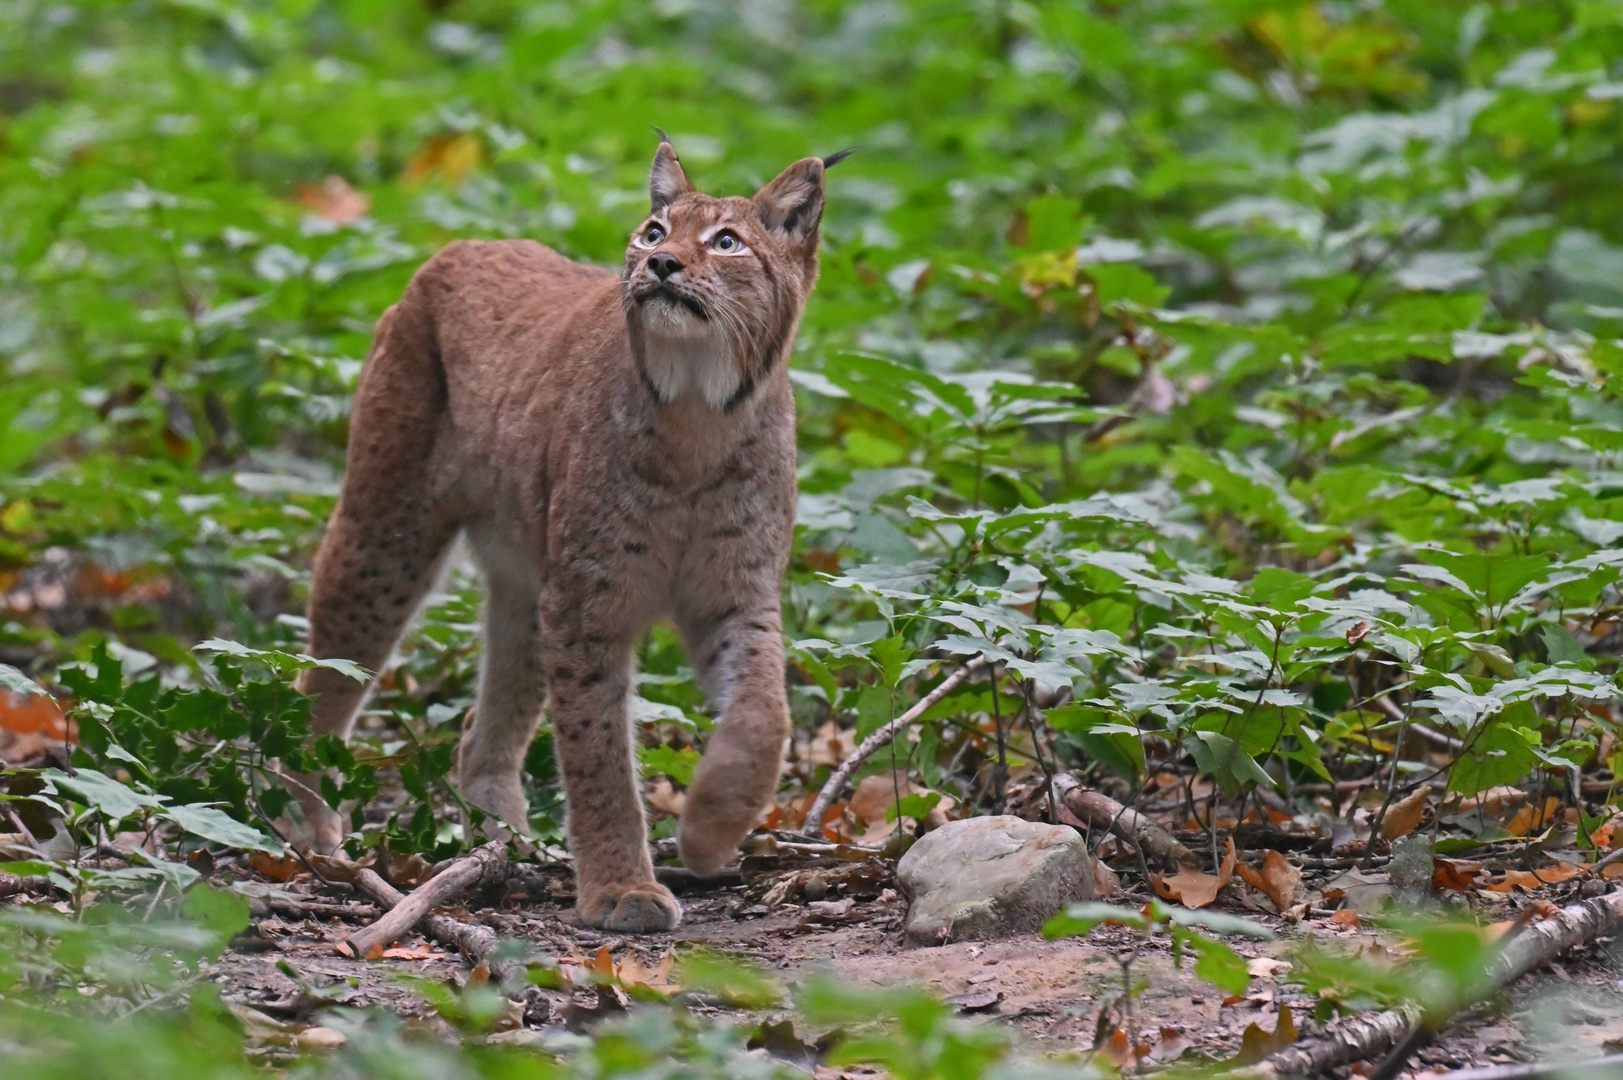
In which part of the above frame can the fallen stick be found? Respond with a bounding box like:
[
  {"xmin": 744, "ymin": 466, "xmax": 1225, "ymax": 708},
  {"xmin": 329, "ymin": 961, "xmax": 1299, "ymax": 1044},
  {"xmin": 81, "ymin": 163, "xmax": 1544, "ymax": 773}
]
[
  {"xmin": 342, "ymin": 840, "xmax": 507, "ymax": 961},
  {"xmin": 1261, "ymin": 889, "xmax": 1623, "ymax": 1077},
  {"xmin": 799, "ymin": 657, "xmax": 986, "ymax": 838},
  {"xmin": 0, "ymin": 870, "xmax": 50, "ymax": 899},
  {"xmin": 1049, "ymin": 772, "xmax": 1199, "ymax": 869},
  {"xmin": 1414, "ymin": 1055, "xmax": 1623, "ymax": 1080},
  {"xmin": 349, "ymin": 866, "xmax": 503, "ymax": 966}
]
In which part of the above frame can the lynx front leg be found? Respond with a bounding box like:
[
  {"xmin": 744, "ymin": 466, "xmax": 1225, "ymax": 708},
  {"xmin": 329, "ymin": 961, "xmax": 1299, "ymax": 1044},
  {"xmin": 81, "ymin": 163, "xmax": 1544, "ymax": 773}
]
[
  {"xmin": 676, "ymin": 601, "xmax": 791, "ymax": 877},
  {"xmin": 541, "ymin": 607, "xmax": 679, "ymax": 932}
]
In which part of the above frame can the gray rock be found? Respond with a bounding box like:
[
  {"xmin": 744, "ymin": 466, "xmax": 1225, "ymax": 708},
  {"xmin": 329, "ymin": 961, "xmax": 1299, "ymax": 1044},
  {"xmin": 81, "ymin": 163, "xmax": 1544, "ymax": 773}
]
[{"xmin": 895, "ymin": 815, "xmax": 1093, "ymax": 946}]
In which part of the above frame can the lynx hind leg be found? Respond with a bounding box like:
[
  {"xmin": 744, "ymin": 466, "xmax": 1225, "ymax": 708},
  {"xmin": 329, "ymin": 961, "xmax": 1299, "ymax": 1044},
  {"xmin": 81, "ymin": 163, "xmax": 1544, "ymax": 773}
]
[
  {"xmin": 289, "ymin": 506, "xmax": 454, "ymax": 850},
  {"xmin": 675, "ymin": 605, "xmax": 791, "ymax": 877},
  {"xmin": 291, "ymin": 301, "xmax": 457, "ymax": 852},
  {"xmin": 456, "ymin": 542, "xmax": 545, "ymax": 836}
]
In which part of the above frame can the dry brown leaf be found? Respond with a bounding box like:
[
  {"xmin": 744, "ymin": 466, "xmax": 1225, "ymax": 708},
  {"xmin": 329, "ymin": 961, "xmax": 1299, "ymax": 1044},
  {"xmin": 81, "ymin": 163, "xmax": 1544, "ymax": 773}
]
[
  {"xmin": 849, "ymin": 774, "xmax": 910, "ymax": 825},
  {"xmin": 294, "ymin": 176, "xmax": 369, "ymax": 224},
  {"xmin": 1489, "ymin": 863, "xmax": 1586, "ymax": 893},
  {"xmin": 646, "ymin": 778, "xmax": 686, "ymax": 819},
  {"xmin": 405, "ymin": 132, "xmax": 482, "ymax": 185},
  {"xmin": 1247, "ymin": 957, "xmax": 1292, "ymax": 980},
  {"xmin": 1151, "ymin": 836, "xmax": 1236, "ymax": 909},
  {"xmin": 1456, "ymin": 786, "xmax": 1525, "ymax": 815},
  {"xmin": 818, "ymin": 800, "xmax": 852, "ymax": 842},
  {"xmin": 1099, "ymin": 1028, "xmax": 1136, "ymax": 1069},
  {"xmin": 617, "ymin": 949, "xmax": 679, "ymax": 993},
  {"xmin": 0, "ymin": 689, "xmax": 68, "ymax": 738},
  {"xmin": 1506, "ymin": 795, "xmax": 1562, "ymax": 837},
  {"xmin": 381, "ymin": 943, "xmax": 439, "ymax": 960},
  {"xmin": 806, "ymin": 721, "xmax": 853, "ymax": 768},
  {"xmin": 1150, "ymin": 1026, "xmax": 1190, "ymax": 1062},
  {"xmin": 295, "ymin": 1026, "xmax": 347, "ymax": 1051},
  {"xmin": 591, "ymin": 944, "xmax": 615, "ymax": 978},
  {"xmin": 845, "ymin": 775, "xmax": 954, "ymax": 844},
  {"xmin": 1346, "ymin": 621, "xmax": 1371, "ymax": 646},
  {"xmin": 1381, "ymin": 787, "xmax": 1430, "ymax": 840},
  {"xmin": 1234, "ymin": 1005, "xmax": 1297, "ymax": 1064},
  {"xmin": 1527, "ymin": 898, "xmax": 1561, "ymax": 919},
  {"xmin": 1093, "ymin": 859, "xmax": 1121, "ymax": 898},
  {"xmin": 1603, "ymin": 863, "xmax": 1623, "ymax": 881},
  {"xmin": 1432, "ymin": 858, "xmax": 1485, "ymax": 893},
  {"xmin": 1236, "ymin": 850, "xmax": 1301, "ymax": 911},
  {"xmin": 248, "ymin": 850, "xmax": 303, "ymax": 882},
  {"xmin": 1327, "ymin": 908, "xmax": 1360, "ymax": 929}
]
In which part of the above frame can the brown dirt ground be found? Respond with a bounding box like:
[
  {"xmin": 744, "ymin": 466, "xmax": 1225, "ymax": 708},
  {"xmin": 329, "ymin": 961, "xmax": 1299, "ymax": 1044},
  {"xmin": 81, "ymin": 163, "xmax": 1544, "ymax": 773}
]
[{"xmin": 203, "ymin": 854, "xmax": 1623, "ymax": 1076}]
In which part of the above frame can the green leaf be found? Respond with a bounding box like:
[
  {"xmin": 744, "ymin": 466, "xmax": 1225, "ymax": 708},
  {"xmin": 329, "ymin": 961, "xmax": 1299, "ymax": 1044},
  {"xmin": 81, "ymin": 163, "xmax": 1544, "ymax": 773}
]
[
  {"xmin": 182, "ymin": 884, "xmax": 251, "ymax": 955},
  {"xmin": 1185, "ymin": 732, "xmax": 1278, "ymax": 797},
  {"xmin": 1042, "ymin": 902, "xmax": 1151, "ymax": 939},
  {"xmin": 1173, "ymin": 926, "xmax": 1252, "ymax": 995},
  {"xmin": 43, "ymin": 768, "xmax": 166, "ymax": 821},
  {"xmin": 0, "ymin": 664, "xmax": 46, "ymax": 697},
  {"xmin": 886, "ymin": 792, "xmax": 942, "ymax": 823},
  {"xmin": 639, "ymin": 745, "xmax": 701, "ymax": 785},
  {"xmin": 161, "ymin": 804, "xmax": 282, "ymax": 854},
  {"xmin": 1447, "ymin": 705, "xmax": 1539, "ymax": 797}
]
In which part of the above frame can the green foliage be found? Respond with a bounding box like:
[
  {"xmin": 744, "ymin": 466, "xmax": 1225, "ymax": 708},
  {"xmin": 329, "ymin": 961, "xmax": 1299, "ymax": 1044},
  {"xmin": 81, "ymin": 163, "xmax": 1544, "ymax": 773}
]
[
  {"xmin": 2, "ymin": 0, "xmax": 1623, "ymax": 1073},
  {"xmin": 1044, "ymin": 899, "xmax": 1274, "ymax": 997},
  {"xmin": 1293, "ymin": 911, "xmax": 1506, "ymax": 1020}
]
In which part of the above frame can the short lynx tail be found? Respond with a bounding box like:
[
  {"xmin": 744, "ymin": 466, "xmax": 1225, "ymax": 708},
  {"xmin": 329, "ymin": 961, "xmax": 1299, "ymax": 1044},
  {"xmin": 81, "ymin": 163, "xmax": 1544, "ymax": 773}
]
[{"xmin": 676, "ymin": 703, "xmax": 787, "ymax": 877}]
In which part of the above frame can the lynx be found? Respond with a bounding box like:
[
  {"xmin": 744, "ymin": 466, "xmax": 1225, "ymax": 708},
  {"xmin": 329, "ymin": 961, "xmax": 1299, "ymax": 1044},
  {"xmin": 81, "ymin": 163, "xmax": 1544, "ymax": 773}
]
[{"xmin": 287, "ymin": 137, "xmax": 840, "ymax": 932}]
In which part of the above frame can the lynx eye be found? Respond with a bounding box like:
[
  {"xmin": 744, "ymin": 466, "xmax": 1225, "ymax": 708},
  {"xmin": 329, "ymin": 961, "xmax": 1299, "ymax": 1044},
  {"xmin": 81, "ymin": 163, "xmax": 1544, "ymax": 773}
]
[
  {"xmin": 643, "ymin": 223, "xmax": 666, "ymax": 245},
  {"xmin": 711, "ymin": 229, "xmax": 743, "ymax": 253}
]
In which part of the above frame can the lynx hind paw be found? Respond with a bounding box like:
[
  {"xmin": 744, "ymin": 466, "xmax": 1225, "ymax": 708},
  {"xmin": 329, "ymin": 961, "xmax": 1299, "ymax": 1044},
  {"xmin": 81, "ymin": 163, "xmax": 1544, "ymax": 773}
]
[
  {"xmin": 677, "ymin": 814, "xmax": 748, "ymax": 878},
  {"xmin": 579, "ymin": 881, "xmax": 682, "ymax": 933}
]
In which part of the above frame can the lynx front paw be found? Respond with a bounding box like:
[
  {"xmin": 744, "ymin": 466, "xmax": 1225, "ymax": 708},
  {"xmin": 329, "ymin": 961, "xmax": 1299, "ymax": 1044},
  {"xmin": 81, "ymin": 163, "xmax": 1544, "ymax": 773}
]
[{"xmin": 578, "ymin": 881, "xmax": 682, "ymax": 933}]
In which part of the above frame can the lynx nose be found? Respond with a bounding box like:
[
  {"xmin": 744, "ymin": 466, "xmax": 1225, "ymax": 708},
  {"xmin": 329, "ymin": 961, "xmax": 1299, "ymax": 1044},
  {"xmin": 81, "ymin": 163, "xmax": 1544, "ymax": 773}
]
[{"xmin": 648, "ymin": 252, "xmax": 683, "ymax": 280}]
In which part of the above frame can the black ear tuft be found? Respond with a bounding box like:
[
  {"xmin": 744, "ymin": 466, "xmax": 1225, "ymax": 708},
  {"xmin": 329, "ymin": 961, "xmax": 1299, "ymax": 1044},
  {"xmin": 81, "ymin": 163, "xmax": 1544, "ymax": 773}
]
[
  {"xmin": 821, "ymin": 146, "xmax": 858, "ymax": 169},
  {"xmin": 654, "ymin": 126, "xmax": 672, "ymax": 145}
]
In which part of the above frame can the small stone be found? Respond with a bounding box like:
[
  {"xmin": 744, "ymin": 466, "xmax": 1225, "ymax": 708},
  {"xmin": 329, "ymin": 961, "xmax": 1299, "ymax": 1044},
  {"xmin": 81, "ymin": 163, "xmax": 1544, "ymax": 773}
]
[{"xmin": 895, "ymin": 815, "xmax": 1093, "ymax": 946}]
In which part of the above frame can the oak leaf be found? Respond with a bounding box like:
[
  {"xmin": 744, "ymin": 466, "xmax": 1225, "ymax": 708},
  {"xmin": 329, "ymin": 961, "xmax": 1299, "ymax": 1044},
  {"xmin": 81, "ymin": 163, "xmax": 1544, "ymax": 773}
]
[
  {"xmin": 1380, "ymin": 787, "xmax": 1430, "ymax": 841},
  {"xmin": 1151, "ymin": 836, "xmax": 1236, "ymax": 909},
  {"xmin": 1236, "ymin": 849, "xmax": 1301, "ymax": 911},
  {"xmin": 1506, "ymin": 796, "xmax": 1561, "ymax": 837},
  {"xmin": 1431, "ymin": 858, "xmax": 1485, "ymax": 893},
  {"xmin": 294, "ymin": 176, "xmax": 369, "ymax": 224},
  {"xmin": 1234, "ymin": 1005, "xmax": 1297, "ymax": 1064}
]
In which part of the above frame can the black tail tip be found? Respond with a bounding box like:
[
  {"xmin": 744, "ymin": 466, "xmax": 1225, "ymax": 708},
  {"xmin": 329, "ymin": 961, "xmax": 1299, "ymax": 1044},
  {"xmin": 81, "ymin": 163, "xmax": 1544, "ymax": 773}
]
[{"xmin": 821, "ymin": 146, "xmax": 858, "ymax": 169}]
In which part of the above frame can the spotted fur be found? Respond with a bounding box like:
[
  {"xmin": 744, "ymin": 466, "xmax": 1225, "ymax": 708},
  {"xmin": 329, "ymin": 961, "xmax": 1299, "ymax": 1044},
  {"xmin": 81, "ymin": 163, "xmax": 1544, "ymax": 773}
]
[{"xmin": 288, "ymin": 139, "xmax": 828, "ymax": 932}]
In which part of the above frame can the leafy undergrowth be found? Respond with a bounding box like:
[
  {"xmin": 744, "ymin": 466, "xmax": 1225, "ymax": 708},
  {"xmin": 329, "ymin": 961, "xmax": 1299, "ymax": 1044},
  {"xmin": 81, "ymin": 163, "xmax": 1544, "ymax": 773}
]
[{"xmin": 3, "ymin": 0, "xmax": 1623, "ymax": 1075}]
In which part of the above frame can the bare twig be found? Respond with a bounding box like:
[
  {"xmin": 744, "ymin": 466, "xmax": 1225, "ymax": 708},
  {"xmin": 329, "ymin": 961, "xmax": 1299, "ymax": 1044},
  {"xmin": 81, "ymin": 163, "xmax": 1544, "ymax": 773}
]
[
  {"xmin": 343, "ymin": 840, "xmax": 507, "ymax": 960},
  {"xmin": 799, "ymin": 657, "xmax": 986, "ymax": 838}
]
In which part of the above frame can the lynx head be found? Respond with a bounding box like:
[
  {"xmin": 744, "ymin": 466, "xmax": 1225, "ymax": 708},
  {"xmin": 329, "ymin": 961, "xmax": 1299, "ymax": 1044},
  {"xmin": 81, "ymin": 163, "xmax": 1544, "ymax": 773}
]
[{"xmin": 621, "ymin": 133, "xmax": 848, "ymax": 412}]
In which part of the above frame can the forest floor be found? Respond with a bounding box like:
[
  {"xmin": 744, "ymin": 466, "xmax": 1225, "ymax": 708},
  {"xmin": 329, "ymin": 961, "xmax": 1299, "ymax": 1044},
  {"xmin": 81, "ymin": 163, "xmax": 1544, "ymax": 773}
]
[{"xmin": 203, "ymin": 846, "xmax": 1623, "ymax": 1077}]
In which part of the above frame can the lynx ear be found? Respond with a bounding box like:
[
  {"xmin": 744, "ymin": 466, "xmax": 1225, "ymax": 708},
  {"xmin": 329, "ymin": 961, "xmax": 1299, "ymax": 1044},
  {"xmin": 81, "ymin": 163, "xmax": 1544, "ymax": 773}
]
[
  {"xmin": 753, "ymin": 157, "xmax": 826, "ymax": 241},
  {"xmin": 649, "ymin": 133, "xmax": 693, "ymax": 212}
]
